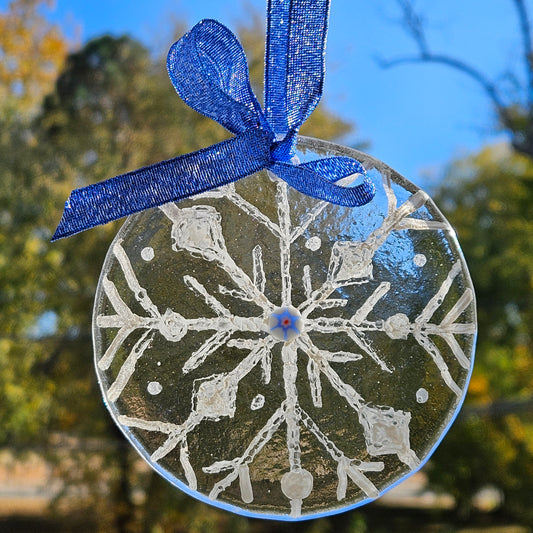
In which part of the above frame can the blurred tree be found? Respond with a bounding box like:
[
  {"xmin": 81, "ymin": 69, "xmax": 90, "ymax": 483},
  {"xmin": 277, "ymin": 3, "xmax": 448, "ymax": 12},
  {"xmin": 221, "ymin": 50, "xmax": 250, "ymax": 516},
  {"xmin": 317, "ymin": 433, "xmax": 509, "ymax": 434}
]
[
  {"xmin": 0, "ymin": 0, "xmax": 70, "ymax": 121},
  {"xmin": 0, "ymin": 15, "xmax": 358, "ymax": 532},
  {"xmin": 428, "ymin": 145, "xmax": 533, "ymax": 522},
  {"xmin": 0, "ymin": 0, "xmax": 70, "ymax": 451}
]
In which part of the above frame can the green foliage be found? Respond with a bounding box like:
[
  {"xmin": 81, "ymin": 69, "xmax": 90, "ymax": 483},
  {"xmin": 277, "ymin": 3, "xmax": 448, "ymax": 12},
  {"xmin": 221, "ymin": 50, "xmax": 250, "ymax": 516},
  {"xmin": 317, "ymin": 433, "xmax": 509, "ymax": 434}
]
[{"xmin": 0, "ymin": 0, "xmax": 69, "ymax": 120}]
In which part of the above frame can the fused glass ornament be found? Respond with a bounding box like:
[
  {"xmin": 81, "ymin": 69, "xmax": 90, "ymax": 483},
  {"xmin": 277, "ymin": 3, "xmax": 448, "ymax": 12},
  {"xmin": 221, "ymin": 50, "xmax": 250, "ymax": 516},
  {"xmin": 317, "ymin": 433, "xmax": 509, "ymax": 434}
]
[{"xmin": 93, "ymin": 136, "xmax": 476, "ymax": 521}]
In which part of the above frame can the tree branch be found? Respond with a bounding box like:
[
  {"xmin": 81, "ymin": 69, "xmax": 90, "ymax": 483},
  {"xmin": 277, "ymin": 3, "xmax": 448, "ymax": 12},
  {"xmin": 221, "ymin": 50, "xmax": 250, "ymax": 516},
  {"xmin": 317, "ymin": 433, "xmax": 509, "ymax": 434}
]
[
  {"xmin": 381, "ymin": 1, "xmax": 533, "ymax": 157},
  {"xmin": 512, "ymin": 0, "xmax": 533, "ymax": 106},
  {"xmin": 395, "ymin": 0, "xmax": 429, "ymax": 54},
  {"xmin": 383, "ymin": 0, "xmax": 514, "ymax": 135},
  {"xmin": 380, "ymin": 53, "xmax": 508, "ymax": 115}
]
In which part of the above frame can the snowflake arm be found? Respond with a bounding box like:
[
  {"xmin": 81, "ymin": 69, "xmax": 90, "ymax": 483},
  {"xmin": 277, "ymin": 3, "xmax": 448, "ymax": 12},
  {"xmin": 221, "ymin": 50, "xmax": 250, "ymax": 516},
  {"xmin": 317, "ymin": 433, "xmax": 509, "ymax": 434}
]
[
  {"xmin": 96, "ymin": 275, "xmax": 155, "ymax": 370},
  {"xmin": 160, "ymin": 203, "xmax": 273, "ymax": 312},
  {"xmin": 184, "ymin": 275, "xmax": 231, "ymax": 317},
  {"xmin": 290, "ymin": 200, "xmax": 329, "ymax": 243},
  {"xmin": 281, "ymin": 342, "xmax": 302, "ymax": 472},
  {"xmin": 113, "ymin": 239, "xmax": 160, "ymax": 318},
  {"xmin": 196, "ymin": 182, "xmax": 283, "ymax": 238},
  {"xmin": 277, "ymin": 182, "xmax": 293, "ymax": 306},
  {"xmin": 252, "ymin": 245, "xmax": 266, "ymax": 294},
  {"xmin": 299, "ymin": 333, "xmax": 419, "ymax": 468},
  {"xmin": 97, "ymin": 241, "xmax": 267, "ymax": 399},
  {"xmin": 227, "ymin": 185, "xmax": 282, "ymax": 238},
  {"xmin": 298, "ymin": 185, "xmax": 447, "ymax": 319},
  {"xmin": 204, "ymin": 404, "xmax": 286, "ymax": 501},
  {"xmin": 297, "ymin": 406, "xmax": 384, "ymax": 499},
  {"xmin": 413, "ymin": 332, "xmax": 461, "ymax": 396},
  {"xmin": 119, "ymin": 338, "xmax": 277, "ymax": 463},
  {"xmin": 107, "ymin": 329, "xmax": 155, "ymax": 402}
]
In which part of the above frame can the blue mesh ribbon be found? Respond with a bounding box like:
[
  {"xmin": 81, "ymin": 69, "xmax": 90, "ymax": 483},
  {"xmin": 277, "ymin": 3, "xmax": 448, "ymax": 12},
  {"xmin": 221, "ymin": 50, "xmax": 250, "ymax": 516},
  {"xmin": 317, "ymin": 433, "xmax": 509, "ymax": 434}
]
[{"xmin": 52, "ymin": 1, "xmax": 375, "ymax": 241}]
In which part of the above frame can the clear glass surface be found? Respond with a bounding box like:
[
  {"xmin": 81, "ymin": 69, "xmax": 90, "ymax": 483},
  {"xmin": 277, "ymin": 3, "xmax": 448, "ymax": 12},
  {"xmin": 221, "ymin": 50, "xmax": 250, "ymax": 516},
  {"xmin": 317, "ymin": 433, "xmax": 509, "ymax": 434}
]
[{"xmin": 93, "ymin": 136, "xmax": 477, "ymax": 520}]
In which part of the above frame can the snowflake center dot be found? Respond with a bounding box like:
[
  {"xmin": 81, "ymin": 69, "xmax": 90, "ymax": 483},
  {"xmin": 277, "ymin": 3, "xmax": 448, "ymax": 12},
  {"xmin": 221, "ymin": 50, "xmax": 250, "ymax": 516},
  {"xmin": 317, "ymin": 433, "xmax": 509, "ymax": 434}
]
[{"xmin": 268, "ymin": 306, "xmax": 302, "ymax": 341}]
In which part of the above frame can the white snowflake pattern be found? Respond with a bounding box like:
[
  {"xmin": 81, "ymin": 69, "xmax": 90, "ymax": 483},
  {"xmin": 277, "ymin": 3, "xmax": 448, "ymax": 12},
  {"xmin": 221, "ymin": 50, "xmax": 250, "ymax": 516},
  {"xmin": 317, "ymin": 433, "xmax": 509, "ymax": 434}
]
[{"xmin": 94, "ymin": 149, "xmax": 476, "ymax": 519}]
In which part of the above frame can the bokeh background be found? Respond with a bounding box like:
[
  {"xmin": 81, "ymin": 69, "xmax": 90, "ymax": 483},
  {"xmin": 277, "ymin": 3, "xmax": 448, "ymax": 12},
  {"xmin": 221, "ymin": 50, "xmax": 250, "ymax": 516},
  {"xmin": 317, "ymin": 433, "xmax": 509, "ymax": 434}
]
[{"xmin": 0, "ymin": 0, "xmax": 532, "ymax": 532}]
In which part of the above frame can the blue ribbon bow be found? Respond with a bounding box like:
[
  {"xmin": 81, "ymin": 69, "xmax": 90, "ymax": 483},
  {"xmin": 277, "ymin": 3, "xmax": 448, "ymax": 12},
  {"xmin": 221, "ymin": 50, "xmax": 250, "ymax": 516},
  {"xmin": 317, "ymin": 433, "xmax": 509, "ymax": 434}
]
[{"xmin": 52, "ymin": 0, "xmax": 375, "ymax": 241}]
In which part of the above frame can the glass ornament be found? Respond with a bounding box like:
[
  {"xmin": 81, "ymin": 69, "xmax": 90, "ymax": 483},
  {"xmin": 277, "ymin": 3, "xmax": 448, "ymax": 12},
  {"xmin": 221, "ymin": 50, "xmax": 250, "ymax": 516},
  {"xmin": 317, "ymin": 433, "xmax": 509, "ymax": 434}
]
[{"xmin": 93, "ymin": 136, "xmax": 476, "ymax": 520}]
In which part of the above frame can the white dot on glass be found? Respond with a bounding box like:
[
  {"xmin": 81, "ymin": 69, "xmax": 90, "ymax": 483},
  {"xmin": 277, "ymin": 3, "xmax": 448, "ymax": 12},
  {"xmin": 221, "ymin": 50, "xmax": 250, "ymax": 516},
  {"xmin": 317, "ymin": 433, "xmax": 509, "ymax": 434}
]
[
  {"xmin": 416, "ymin": 388, "xmax": 429, "ymax": 403},
  {"xmin": 141, "ymin": 247, "xmax": 155, "ymax": 262},
  {"xmin": 147, "ymin": 381, "xmax": 163, "ymax": 395},
  {"xmin": 250, "ymin": 394, "xmax": 265, "ymax": 410},
  {"xmin": 413, "ymin": 254, "xmax": 427, "ymax": 267},
  {"xmin": 305, "ymin": 236, "xmax": 321, "ymax": 251}
]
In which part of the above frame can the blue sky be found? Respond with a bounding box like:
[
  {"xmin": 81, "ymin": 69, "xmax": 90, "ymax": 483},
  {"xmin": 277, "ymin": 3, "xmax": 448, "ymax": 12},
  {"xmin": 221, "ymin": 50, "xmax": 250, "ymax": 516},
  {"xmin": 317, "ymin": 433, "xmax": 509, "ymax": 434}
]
[{"xmin": 21, "ymin": 1, "xmax": 524, "ymax": 186}]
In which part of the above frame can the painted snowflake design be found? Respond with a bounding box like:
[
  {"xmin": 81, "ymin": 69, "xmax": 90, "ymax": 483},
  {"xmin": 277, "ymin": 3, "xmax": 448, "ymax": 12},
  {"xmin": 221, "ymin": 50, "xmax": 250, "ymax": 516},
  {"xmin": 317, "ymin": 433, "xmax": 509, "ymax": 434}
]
[{"xmin": 94, "ymin": 147, "xmax": 476, "ymax": 519}]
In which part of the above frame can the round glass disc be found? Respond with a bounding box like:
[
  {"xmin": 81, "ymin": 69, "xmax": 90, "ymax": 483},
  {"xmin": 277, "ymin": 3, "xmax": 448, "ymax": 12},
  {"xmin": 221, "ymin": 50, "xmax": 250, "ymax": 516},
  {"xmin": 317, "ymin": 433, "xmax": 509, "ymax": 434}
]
[{"xmin": 93, "ymin": 136, "xmax": 477, "ymax": 520}]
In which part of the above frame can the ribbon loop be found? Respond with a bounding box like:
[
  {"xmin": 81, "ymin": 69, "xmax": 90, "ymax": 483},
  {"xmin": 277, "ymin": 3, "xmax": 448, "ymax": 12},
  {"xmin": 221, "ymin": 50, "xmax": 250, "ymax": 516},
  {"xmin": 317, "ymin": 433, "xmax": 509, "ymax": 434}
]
[
  {"xmin": 167, "ymin": 19, "xmax": 268, "ymax": 135},
  {"xmin": 265, "ymin": 0, "xmax": 330, "ymax": 135},
  {"xmin": 299, "ymin": 156, "xmax": 365, "ymax": 181},
  {"xmin": 271, "ymin": 158, "xmax": 375, "ymax": 207}
]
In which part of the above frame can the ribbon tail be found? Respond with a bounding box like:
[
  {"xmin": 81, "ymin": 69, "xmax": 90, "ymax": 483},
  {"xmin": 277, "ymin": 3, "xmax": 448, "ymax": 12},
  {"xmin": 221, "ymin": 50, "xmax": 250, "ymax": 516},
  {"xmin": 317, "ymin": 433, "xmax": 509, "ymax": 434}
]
[
  {"xmin": 52, "ymin": 129, "xmax": 272, "ymax": 241},
  {"xmin": 299, "ymin": 156, "xmax": 366, "ymax": 182},
  {"xmin": 269, "ymin": 159, "xmax": 375, "ymax": 207}
]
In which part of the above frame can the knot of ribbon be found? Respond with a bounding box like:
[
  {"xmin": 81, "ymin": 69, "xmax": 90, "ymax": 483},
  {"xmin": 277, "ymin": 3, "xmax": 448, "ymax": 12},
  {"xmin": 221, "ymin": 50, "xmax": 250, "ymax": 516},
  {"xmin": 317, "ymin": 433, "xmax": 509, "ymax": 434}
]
[{"xmin": 52, "ymin": 0, "xmax": 375, "ymax": 241}]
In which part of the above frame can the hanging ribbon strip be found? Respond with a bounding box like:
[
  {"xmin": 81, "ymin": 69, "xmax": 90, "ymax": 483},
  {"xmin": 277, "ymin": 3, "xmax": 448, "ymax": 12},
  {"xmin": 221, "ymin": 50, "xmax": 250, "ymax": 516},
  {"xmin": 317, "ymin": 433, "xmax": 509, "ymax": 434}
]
[{"xmin": 52, "ymin": 0, "xmax": 375, "ymax": 241}]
